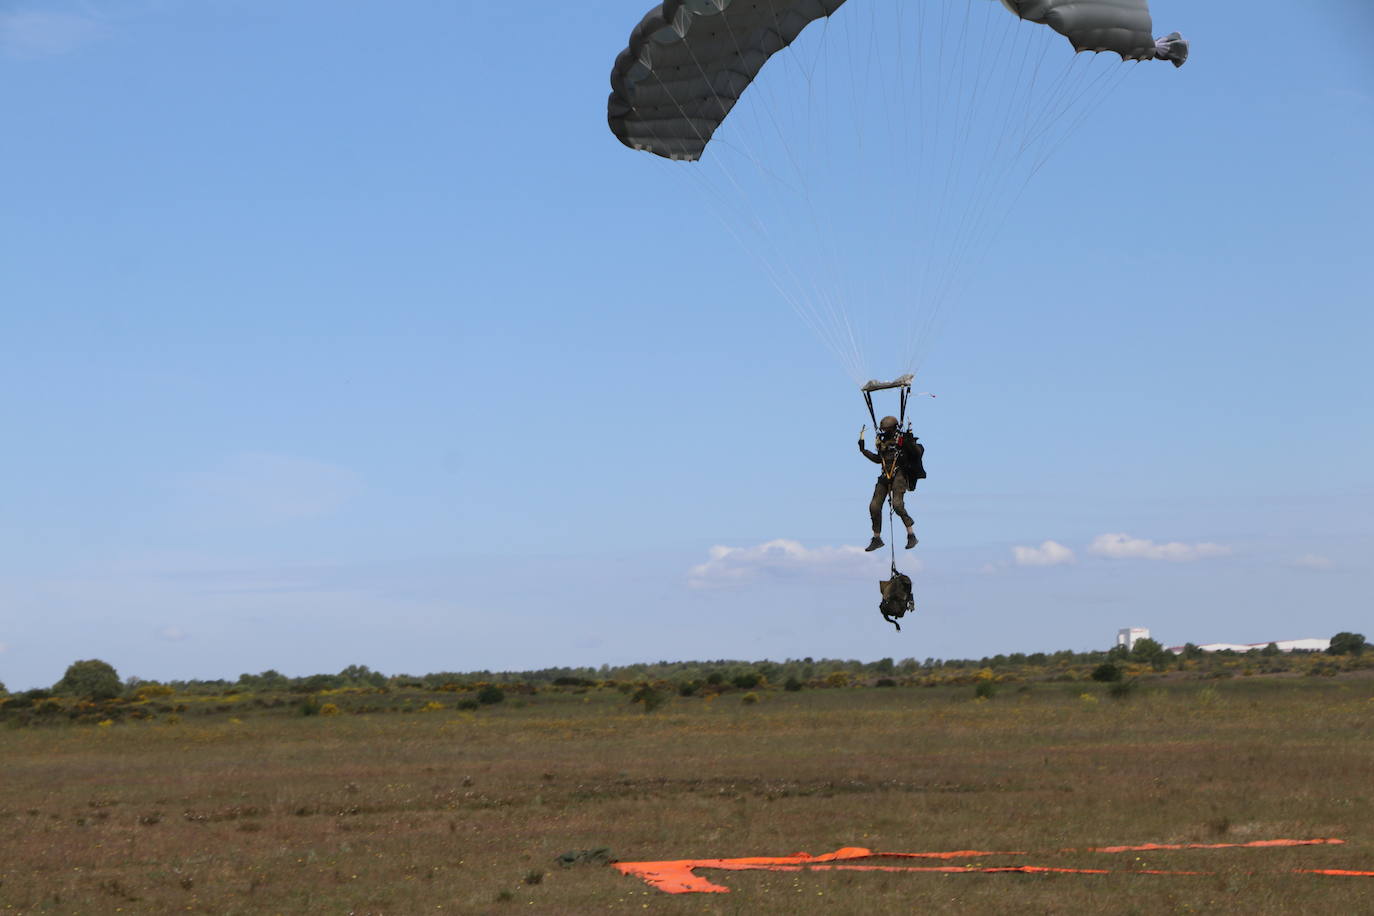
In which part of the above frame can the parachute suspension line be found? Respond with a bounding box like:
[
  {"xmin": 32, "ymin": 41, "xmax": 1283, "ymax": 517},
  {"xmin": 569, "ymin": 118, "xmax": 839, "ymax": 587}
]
[
  {"xmin": 914, "ymin": 0, "xmax": 983, "ymax": 375},
  {"xmin": 639, "ymin": 30, "xmax": 865, "ymax": 384},
  {"xmin": 818, "ymin": 4, "xmax": 873, "ymax": 376},
  {"xmin": 910, "ymin": 0, "xmax": 1010, "ymax": 368},
  {"xmin": 901, "ymin": 0, "xmax": 937, "ymax": 373},
  {"xmin": 902, "ymin": 0, "xmax": 1007, "ymax": 374},
  {"xmin": 755, "ymin": 1, "xmax": 870, "ymax": 382},
  {"xmin": 902, "ymin": 29, "xmax": 1135, "ymax": 374},
  {"xmin": 632, "ymin": 104, "xmax": 822, "ymax": 369},
  {"xmin": 695, "ymin": 3, "xmax": 867, "ymax": 383},
  {"xmin": 915, "ymin": 62, "xmax": 1135, "ymax": 357},
  {"xmin": 944, "ymin": 53, "xmax": 1131, "ymax": 310},
  {"xmin": 909, "ymin": 23, "xmax": 1064, "ymax": 368},
  {"xmin": 1027, "ymin": 58, "xmax": 1136, "ymax": 176},
  {"xmin": 790, "ymin": 6, "xmax": 870, "ymax": 383},
  {"xmin": 675, "ymin": 159, "xmax": 866, "ymax": 385}
]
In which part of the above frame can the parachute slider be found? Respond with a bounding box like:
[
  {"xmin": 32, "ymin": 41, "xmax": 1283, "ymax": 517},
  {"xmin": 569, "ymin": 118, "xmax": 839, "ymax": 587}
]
[
  {"xmin": 1153, "ymin": 32, "xmax": 1189, "ymax": 68},
  {"xmin": 861, "ymin": 374, "xmax": 914, "ymax": 394}
]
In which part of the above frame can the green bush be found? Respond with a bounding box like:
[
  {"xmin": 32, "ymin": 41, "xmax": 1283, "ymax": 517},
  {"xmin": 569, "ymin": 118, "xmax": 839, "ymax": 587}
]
[
  {"xmin": 974, "ymin": 680, "xmax": 996, "ymax": 700},
  {"xmin": 53, "ymin": 660, "xmax": 121, "ymax": 701},
  {"xmin": 1090, "ymin": 662, "xmax": 1123, "ymax": 683},
  {"xmin": 476, "ymin": 685, "xmax": 505, "ymax": 705},
  {"xmin": 784, "ymin": 677, "xmax": 803, "ymax": 692},
  {"xmin": 456, "ymin": 698, "xmax": 479, "ymax": 711},
  {"xmin": 1328, "ymin": 632, "xmax": 1367, "ymax": 656},
  {"xmin": 732, "ymin": 672, "xmax": 761, "ymax": 690},
  {"xmin": 1107, "ymin": 679, "xmax": 1138, "ymax": 700},
  {"xmin": 299, "ymin": 697, "xmax": 322, "ymax": 717},
  {"xmin": 631, "ymin": 685, "xmax": 666, "ymax": 713}
]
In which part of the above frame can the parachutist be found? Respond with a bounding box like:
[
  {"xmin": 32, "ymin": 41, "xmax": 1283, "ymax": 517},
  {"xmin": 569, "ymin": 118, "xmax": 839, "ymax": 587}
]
[{"xmin": 860, "ymin": 415, "xmax": 925, "ymax": 549}]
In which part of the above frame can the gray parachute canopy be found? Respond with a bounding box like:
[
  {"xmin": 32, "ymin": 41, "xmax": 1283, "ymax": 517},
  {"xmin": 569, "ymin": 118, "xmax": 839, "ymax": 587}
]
[{"xmin": 608, "ymin": 0, "xmax": 1187, "ymax": 161}]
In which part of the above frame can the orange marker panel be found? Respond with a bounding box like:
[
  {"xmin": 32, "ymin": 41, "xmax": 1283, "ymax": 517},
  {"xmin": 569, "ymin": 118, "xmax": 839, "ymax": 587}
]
[{"xmin": 614, "ymin": 839, "xmax": 1368, "ymax": 894}]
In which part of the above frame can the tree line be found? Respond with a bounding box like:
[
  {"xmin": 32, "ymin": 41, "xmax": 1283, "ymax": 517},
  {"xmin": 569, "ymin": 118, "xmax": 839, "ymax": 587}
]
[{"xmin": 2, "ymin": 632, "xmax": 1365, "ymax": 701}]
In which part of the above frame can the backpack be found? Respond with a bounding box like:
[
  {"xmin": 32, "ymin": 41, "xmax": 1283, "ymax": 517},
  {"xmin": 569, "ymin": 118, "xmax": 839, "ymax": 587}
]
[
  {"xmin": 899, "ymin": 438, "xmax": 926, "ymax": 490},
  {"xmin": 879, "ymin": 571, "xmax": 915, "ymax": 631}
]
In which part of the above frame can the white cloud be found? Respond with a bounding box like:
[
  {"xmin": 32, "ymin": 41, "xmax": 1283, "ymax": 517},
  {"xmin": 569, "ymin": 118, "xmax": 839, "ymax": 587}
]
[
  {"xmin": 1088, "ymin": 533, "xmax": 1231, "ymax": 562},
  {"xmin": 0, "ymin": 11, "xmax": 104, "ymax": 59},
  {"xmin": 689, "ymin": 539, "xmax": 898, "ymax": 589},
  {"xmin": 1012, "ymin": 540, "xmax": 1076, "ymax": 567},
  {"xmin": 1290, "ymin": 554, "xmax": 1335, "ymax": 571}
]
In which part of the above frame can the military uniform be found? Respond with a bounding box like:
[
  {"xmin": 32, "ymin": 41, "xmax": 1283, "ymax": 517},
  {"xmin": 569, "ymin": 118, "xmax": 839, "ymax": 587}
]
[{"xmin": 860, "ymin": 433, "xmax": 925, "ymax": 536}]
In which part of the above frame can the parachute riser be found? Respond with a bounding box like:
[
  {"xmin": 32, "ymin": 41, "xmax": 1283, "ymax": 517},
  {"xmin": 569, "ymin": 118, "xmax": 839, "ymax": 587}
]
[{"xmin": 861, "ymin": 373, "xmax": 915, "ymax": 430}]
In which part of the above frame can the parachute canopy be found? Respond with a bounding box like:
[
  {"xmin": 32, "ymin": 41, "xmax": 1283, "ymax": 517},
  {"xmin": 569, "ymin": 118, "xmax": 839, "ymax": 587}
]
[
  {"xmin": 609, "ymin": 0, "xmax": 1187, "ymax": 161},
  {"xmin": 606, "ymin": 1, "xmax": 1188, "ymax": 385}
]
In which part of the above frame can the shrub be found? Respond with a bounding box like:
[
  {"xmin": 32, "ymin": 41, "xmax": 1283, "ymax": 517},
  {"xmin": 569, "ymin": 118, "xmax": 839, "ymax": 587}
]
[
  {"xmin": 1090, "ymin": 662, "xmax": 1123, "ymax": 683},
  {"xmin": 875, "ymin": 678, "xmax": 897, "ymax": 688},
  {"xmin": 630, "ymin": 685, "xmax": 665, "ymax": 713},
  {"xmin": 974, "ymin": 680, "xmax": 996, "ymax": 700},
  {"xmin": 476, "ymin": 685, "xmax": 505, "ymax": 705},
  {"xmin": 676, "ymin": 681, "xmax": 698, "ymax": 697},
  {"xmin": 136, "ymin": 684, "xmax": 175, "ymax": 701},
  {"xmin": 784, "ymin": 677, "xmax": 803, "ymax": 692},
  {"xmin": 1107, "ymin": 679, "xmax": 1138, "ymax": 700},
  {"xmin": 1328, "ymin": 632, "xmax": 1367, "ymax": 656},
  {"xmin": 300, "ymin": 697, "xmax": 323, "ymax": 716},
  {"xmin": 456, "ymin": 698, "xmax": 479, "ymax": 711},
  {"xmin": 740, "ymin": 692, "xmax": 759, "ymax": 705},
  {"xmin": 705, "ymin": 672, "xmax": 724, "ymax": 685},
  {"xmin": 53, "ymin": 660, "xmax": 122, "ymax": 701},
  {"xmin": 732, "ymin": 672, "xmax": 761, "ymax": 690}
]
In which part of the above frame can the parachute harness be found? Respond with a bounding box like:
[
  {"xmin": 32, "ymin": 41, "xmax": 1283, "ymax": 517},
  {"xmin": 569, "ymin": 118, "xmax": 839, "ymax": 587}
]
[{"xmin": 862, "ymin": 374, "xmax": 914, "ymax": 548}]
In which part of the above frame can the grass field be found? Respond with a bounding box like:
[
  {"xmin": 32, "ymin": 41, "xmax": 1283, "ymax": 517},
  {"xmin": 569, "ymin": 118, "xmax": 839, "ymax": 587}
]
[{"xmin": 2, "ymin": 675, "xmax": 1372, "ymax": 914}]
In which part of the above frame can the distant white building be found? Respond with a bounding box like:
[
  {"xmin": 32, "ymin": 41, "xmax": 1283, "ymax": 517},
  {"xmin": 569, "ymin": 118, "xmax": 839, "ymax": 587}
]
[
  {"xmin": 1117, "ymin": 628, "xmax": 1151, "ymax": 651},
  {"xmin": 1166, "ymin": 638, "xmax": 1331, "ymax": 654}
]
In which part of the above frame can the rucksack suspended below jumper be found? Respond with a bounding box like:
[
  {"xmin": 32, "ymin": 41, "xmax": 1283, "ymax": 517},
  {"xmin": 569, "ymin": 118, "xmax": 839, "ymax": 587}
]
[{"xmin": 879, "ymin": 568, "xmax": 915, "ymax": 631}]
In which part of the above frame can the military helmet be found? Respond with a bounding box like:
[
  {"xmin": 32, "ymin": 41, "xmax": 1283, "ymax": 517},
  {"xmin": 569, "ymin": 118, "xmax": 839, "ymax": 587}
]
[{"xmin": 879, "ymin": 415, "xmax": 899, "ymax": 431}]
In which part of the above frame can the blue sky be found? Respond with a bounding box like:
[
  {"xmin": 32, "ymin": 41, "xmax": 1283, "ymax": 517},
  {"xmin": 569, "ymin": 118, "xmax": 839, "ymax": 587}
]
[{"xmin": 1, "ymin": 1, "xmax": 1370, "ymax": 690}]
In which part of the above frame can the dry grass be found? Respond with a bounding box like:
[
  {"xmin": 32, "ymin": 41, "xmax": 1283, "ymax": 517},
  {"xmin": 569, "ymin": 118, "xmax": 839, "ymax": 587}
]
[{"xmin": 1, "ymin": 678, "xmax": 1371, "ymax": 913}]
